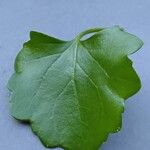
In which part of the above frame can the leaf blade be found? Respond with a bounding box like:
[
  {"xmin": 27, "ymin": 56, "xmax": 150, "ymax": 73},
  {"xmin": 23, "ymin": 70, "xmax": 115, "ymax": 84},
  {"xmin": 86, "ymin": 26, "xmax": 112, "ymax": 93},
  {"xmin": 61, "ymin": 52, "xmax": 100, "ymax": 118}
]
[{"xmin": 8, "ymin": 26, "xmax": 143, "ymax": 150}]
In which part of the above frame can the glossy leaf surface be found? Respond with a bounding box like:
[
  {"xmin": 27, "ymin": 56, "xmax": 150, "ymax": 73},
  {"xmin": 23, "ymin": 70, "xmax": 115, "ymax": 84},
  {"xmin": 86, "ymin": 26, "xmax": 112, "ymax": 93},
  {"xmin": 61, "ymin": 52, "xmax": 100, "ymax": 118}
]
[{"xmin": 8, "ymin": 26, "xmax": 143, "ymax": 150}]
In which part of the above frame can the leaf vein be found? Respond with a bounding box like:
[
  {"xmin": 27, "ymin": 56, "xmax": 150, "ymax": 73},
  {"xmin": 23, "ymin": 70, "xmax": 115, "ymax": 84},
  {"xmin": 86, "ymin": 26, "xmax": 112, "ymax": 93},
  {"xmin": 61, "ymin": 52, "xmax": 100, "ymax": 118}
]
[
  {"xmin": 73, "ymin": 42, "xmax": 88, "ymax": 127},
  {"xmin": 82, "ymin": 45, "xmax": 110, "ymax": 79},
  {"xmin": 28, "ymin": 42, "xmax": 74, "ymax": 112}
]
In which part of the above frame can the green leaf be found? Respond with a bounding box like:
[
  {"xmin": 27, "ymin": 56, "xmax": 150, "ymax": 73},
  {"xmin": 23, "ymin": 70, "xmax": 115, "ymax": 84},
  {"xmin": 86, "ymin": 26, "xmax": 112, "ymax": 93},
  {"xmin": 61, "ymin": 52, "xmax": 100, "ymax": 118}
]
[{"xmin": 8, "ymin": 26, "xmax": 143, "ymax": 150}]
